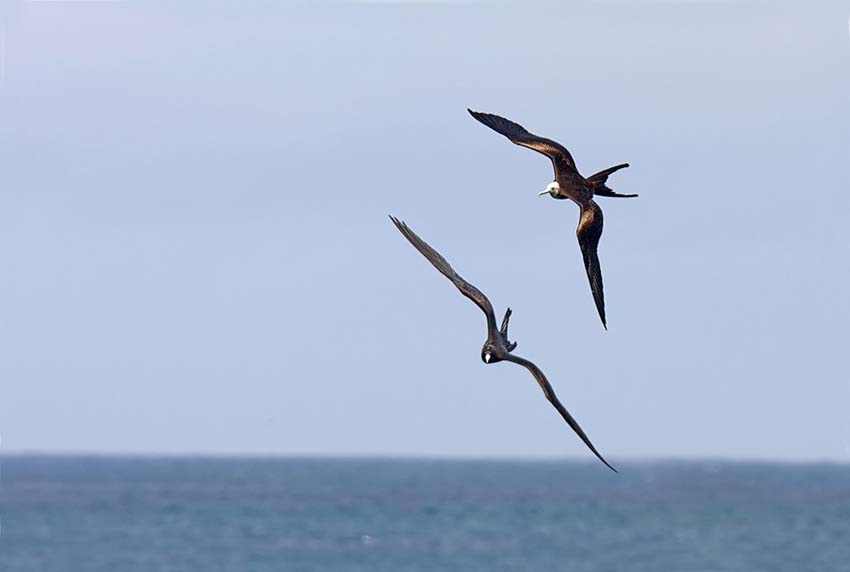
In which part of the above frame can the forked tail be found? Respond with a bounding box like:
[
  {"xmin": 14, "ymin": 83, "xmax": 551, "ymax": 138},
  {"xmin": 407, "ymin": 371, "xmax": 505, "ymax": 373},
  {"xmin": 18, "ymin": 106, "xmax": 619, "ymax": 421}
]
[
  {"xmin": 587, "ymin": 163, "xmax": 637, "ymax": 198},
  {"xmin": 500, "ymin": 307, "xmax": 517, "ymax": 352}
]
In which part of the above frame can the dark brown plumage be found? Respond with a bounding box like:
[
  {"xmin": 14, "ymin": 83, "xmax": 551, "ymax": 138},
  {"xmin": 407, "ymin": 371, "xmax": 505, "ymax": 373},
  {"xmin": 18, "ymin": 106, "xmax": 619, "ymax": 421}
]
[
  {"xmin": 390, "ymin": 215, "xmax": 617, "ymax": 473},
  {"xmin": 468, "ymin": 109, "xmax": 636, "ymax": 329}
]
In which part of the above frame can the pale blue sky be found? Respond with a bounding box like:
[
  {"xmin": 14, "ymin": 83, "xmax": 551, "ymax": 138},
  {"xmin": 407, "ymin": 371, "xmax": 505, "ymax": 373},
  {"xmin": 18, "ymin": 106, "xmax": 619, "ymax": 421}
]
[{"xmin": 1, "ymin": 1, "xmax": 848, "ymax": 460}]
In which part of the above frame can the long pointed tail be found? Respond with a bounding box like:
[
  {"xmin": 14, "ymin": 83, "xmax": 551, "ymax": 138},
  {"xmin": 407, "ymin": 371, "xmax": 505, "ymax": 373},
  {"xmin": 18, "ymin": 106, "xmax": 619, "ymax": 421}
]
[
  {"xmin": 587, "ymin": 163, "xmax": 629, "ymax": 184},
  {"xmin": 500, "ymin": 307, "xmax": 518, "ymax": 351},
  {"xmin": 588, "ymin": 163, "xmax": 637, "ymax": 198}
]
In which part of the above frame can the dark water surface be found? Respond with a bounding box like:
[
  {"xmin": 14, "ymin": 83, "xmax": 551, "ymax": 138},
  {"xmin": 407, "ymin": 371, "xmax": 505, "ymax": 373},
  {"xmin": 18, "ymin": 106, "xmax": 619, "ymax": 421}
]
[{"xmin": 1, "ymin": 456, "xmax": 848, "ymax": 572}]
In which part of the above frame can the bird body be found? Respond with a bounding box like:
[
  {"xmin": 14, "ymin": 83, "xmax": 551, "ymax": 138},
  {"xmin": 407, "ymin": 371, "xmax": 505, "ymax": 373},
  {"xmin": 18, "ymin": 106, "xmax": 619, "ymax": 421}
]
[
  {"xmin": 390, "ymin": 215, "xmax": 617, "ymax": 472},
  {"xmin": 468, "ymin": 109, "xmax": 636, "ymax": 328}
]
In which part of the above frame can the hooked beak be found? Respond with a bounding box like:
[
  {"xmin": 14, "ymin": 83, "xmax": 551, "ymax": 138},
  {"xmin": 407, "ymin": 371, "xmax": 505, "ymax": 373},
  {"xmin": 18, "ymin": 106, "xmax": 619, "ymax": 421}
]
[{"xmin": 538, "ymin": 190, "xmax": 549, "ymax": 197}]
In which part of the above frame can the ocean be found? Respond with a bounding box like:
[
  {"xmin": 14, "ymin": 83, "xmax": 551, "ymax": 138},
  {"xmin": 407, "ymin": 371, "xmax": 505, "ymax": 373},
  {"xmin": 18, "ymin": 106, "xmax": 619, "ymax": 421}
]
[{"xmin": 1, "ymin": 456, "xmax": 848, "ymax": 572}]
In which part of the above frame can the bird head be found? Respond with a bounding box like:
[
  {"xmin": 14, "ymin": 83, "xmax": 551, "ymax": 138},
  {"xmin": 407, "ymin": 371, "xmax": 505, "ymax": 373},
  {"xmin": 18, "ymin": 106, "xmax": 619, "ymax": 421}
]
[
  {"xmin": 539, "ymin": 181, "xmax": 560, "ymax": 198},
  {"xmin": 481, "ymin": 344, "xmax": 500, "ymax": 364}
]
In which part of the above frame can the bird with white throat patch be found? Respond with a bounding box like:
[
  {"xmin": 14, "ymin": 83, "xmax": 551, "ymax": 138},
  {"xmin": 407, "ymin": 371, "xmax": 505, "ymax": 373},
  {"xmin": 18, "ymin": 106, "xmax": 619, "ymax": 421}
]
[
  {"xmin": 390, "ymin": 215, "xmax": 618, "ymax": 472},
  {"xmin": 469, "ymin": 109, "xmax": 637, "ymax": 329}
]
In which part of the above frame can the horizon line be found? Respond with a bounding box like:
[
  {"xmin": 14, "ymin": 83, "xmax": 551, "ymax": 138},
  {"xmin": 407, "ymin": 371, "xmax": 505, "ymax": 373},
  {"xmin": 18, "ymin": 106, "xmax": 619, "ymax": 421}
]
[{"xmin": 2, "ymin": 450, "xmax": 848, "ymax": 465}]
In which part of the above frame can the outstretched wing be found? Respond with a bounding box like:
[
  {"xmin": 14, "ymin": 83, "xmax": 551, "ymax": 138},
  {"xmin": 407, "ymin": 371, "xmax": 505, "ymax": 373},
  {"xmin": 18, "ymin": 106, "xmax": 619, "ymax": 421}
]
[
  {"xmin": 576, "ymin": 201, "xmax": 607, "ymax": 329},
  {"xmin": 504, "ymin": 353, "xmax": 617, "ymax": 473},
  {"xmin": 390, "ymin": 216, "xmax": 498, "ymax": 335},
  {"xmin": 468, "ymin": 109, "xmax": 578, "ymax": 179}
]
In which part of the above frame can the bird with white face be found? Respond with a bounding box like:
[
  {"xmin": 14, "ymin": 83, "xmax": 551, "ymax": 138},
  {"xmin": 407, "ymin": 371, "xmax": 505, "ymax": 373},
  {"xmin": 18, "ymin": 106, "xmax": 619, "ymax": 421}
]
[{"xmin": 469, "ymin": 109, "xmax": 637, "ymax": 329}]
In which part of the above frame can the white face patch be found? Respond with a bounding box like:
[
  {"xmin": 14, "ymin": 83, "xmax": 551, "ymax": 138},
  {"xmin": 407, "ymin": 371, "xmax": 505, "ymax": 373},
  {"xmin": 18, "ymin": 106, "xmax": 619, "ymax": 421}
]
[{"xmin": 540, "ymin": 182, "xmax": 560, "ymax": 197}]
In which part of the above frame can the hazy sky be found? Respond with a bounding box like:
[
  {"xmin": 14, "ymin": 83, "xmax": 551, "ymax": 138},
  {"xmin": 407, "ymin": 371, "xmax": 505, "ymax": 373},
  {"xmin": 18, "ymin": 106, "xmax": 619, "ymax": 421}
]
[{"xmin": 1, "ymin": 1, "xmax": 848, "ymax": 461}]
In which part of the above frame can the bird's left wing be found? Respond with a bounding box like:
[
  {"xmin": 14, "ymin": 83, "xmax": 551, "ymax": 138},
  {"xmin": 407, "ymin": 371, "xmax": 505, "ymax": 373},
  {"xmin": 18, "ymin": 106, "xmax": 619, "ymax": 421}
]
[
  {"xmin": 390, "ymin": 216, "xmax": 498, "ymax": 335},
  {"xmin": 503, "ymin": 353, "xmax": 617, "ymax": 473}
]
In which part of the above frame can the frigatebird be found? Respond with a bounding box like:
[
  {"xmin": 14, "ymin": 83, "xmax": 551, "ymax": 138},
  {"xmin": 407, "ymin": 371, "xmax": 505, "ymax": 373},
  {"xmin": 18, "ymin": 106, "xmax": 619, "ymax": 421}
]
[
  {"xmin": 390, "ymin": 215, "xmax": 617, "ymax": 472},
  {"xmin": 468, "ymin": 109, "xmax": 636, "ymax": 329}
]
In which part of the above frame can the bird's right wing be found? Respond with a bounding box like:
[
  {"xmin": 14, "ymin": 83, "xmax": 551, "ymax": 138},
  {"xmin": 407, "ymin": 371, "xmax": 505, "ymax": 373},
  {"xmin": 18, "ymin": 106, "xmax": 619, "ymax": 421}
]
[
  {"xmin": 468, "ymin": 109, "xmax": 578, "ymax": 179},
  {"xmin": 504, "ymin": 353, "xmax": 618, "ymax": 473},
  {"xmin": 576, "ymin": 201, "xmax": 607, "ymax": 329},
  {"xmin": 390, "ymin": 216, "xmax": 498, "ymax": 334}
]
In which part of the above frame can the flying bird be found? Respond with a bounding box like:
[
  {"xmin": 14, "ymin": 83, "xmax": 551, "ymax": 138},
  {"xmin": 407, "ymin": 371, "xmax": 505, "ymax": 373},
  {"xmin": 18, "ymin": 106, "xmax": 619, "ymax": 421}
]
[
  {"xmin": 390, "ymin": 215, "xmax": 617, "ymax": 472},
  {"xmin": 468, "ymin": 109, "xmax": 636, "ymax": 329}
]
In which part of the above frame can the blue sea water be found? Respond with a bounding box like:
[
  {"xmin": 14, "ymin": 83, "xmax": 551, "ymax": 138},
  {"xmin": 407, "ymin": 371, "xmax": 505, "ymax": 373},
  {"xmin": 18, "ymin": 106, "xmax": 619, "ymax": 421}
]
[{"xmin": 1, "ymin": 457, "xmax": 848, "ymax": 572}]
